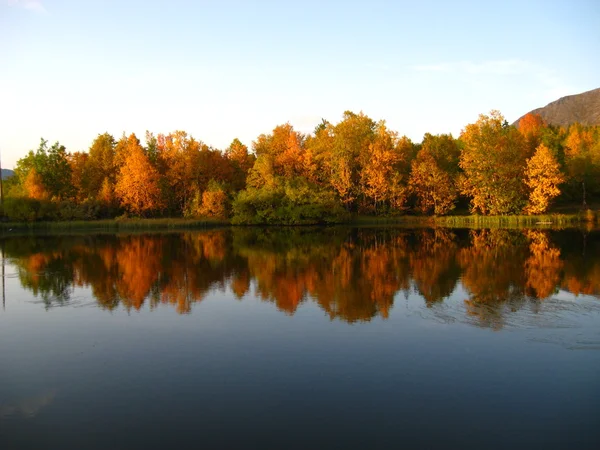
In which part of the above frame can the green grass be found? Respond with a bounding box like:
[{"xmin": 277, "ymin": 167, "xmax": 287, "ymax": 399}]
[
  {"xmin": 351, "ymin": 211, "xmax": 598, "ymax": 229},
  {"xmin": 0, "ymin": 217, "xmax": 230, "ymax": 234},
  {"xmin": 432, "ymin": 213, "xmax": 581, "ymax": 229},
  {"xmin": 1, "ymin": 207, "xmax": 598, "ymax": 235}
]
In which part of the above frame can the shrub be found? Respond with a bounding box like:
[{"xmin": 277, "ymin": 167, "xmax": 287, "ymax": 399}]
[
  {"xmin": 232, "ymin": 178, "xmax": 348, "ymax": 225},
  {"xmin": 3, "ymin": 197, "xmax": 42, "ymax": 221}
]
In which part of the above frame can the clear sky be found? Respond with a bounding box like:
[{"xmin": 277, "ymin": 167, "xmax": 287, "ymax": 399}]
[{"xmin": 1, "ymin": 0, "xmax": 599, "ymax": 168}]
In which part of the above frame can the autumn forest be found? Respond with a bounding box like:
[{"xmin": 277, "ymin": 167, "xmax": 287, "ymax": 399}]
[{"xmin": 4, "ymin": 110, "xmax": 600, "ymax": 224}]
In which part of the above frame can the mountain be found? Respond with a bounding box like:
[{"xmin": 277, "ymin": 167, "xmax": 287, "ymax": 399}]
[
  {"xmin": 514, "ymin": 87, "xmax": 600, "ymax": 128},
  {"xmin": 1, "ymin": 169, "xmax": 15, "ymax": 180}
]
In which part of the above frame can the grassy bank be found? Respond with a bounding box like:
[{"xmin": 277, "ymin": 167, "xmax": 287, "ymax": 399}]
[
  {"xmin": 1, "ymin": 209, "xmax": 598, "ymax": 234},
  {"xmin": 352, "ymin": 210, "xmax": 598, "ymax": 229},
  {"xmin": 0, "ymin": 217, "xmax": 230, "ymax": 233}
]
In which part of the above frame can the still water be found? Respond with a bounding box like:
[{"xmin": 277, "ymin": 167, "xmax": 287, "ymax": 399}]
[{"xmin": 0, "ymin": 227, "xmax": 599, "ymax": 449}]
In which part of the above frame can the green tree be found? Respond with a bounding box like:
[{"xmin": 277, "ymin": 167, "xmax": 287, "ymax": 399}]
[{"xmin": 87, "ymin": 133, "xmax": 117, "ymax": 199}]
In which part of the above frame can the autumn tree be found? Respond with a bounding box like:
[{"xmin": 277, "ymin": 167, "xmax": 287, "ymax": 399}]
[
  {"xmin": 253, "ymin": 123, "xmax": 306, "ymax": 178},
  {"xmin": 188, "ymin": 179, "xmax": 229, "ymax": 219},
  {"xmin": 563, "ymin": 124, "xmax": 599, "ymax": 207},
  {"xmin": 98, "ymin": 177, "xmax": 117, "ymax": 210},
  {"xmin": 196, "ymin": 144, "xmax": 235, "ymax": 190},
  {"xmin": 459, "ymin": 111, "xmax": 528, "ymax": 215},
  {"xmin": 87, "ymin": 133, "xmax": 117, "ymax": 198},
  {"xmin": 68, "ymin": 152, "xmax": 89, "ymax": 202},
  {"xmin": 524, "ymin": 144, "xmax": 565, "ymax": 214},
  {"xmin": 245, "ymin": 154, "xmax": 279, "ymax": 190},
  {"xmin": 409, "ymin": 134, "xmax": 460, "ymax": 215},
  {"xmin": 115, "ymin": 134, "xmax": 164, "ymax": 216},
  {"xmin": 24, "ymin": 168, "xmax": 48, "ymax": 200},
  {"xmin": 410, "ymin": 150, "xmax": 456, "ymax": 215},
  {"xmin": 156, "ymin": 130, "xmax": 202, "ymax": 214},
  {"xmin": 304, "ymin": 120, "xmax": 334, "ymax": 185},
  {"xmin": 518, "ymin": 113, "xmax": 547, "ymax": 157},
  {"xmin": 329, "ymin": 111, "xmax": 376, "ymax": 209},
  {"xmin": 13, "ymin": 139, "xmax": 73, "ymax": 201},
  {"xmin": 360, "ymin": 122, "xmax": 407, "ymax": 213},
  {"xmin": 225, "ymin": 138, "xmax": 255, "ymax": 191}
]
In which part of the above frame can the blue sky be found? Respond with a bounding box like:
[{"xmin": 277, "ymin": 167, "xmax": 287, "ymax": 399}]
[{"xmin": 1, "ymin": 0, "xmax": 599, "ymax": 168}]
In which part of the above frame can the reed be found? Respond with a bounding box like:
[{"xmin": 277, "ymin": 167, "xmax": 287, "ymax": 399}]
[{"xmin": 0, "ymin": 218, "xmax": 229, "ymax": 233}]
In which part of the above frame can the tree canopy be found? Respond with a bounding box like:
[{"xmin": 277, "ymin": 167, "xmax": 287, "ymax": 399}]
[{"xmin": 6, "ymin": 110, "xmax": 600, "ymax": 223}]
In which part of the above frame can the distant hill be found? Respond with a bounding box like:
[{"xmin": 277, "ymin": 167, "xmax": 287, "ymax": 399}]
[
  {"xmin": 514, "ymin": 87, "xmax": 600, "ymax": 128},
  {"xmin": 1, "ymin": 169, "xmax": 15, "ymax": 180}
]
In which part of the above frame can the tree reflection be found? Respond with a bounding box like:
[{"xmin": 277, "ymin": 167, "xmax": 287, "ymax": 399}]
[
  {"xmin": 4, "ymin": 227, "xmax": 599, "ymax": 326},
  {"xmin": 524, "ymin": 230, "xmax": 563, "ymax": 299},
  {"xmin": 457, "ymin": 229, "xmax": 529, "ymax": 329},
  {"xmin": 409, "ymin": 228, "xmax": 460, "ymax": 306}
]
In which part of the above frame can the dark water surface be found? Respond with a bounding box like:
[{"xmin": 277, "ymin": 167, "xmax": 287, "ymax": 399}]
[{"xmin": 0, "ymin": 227, "xmax": 599, "ymax": 449}]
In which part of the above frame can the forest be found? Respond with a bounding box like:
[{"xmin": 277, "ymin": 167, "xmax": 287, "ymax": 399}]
[{"xmin": 2, "ymin": 110, "xmax": 600, "ymax": 224}]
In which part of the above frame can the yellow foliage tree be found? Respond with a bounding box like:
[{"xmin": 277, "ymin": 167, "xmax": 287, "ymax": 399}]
[
  {"xmin": 98, "ymin": 177, "xmax": 116, "ymax": 208},
  {"xmin": 459, "ymin": 111, "xmax": 528, "ymax": 215},
  {"xmin": 524, "ymin": 144, "xmax": 565, "ymax": 214},
  {"xmin": 409, "ymin": 150, "xmax": 457, "ymax": 215},
  {"xmin": 563, "ymin": 124, "xmax": 598, "ymax": 206},
  {"xmin": 330, "ymin": 158, "xmax": 355, "ymax": 208},
  {"xmin": 360, "ymin": 124, "xmax": 401, "ymax": 212}
]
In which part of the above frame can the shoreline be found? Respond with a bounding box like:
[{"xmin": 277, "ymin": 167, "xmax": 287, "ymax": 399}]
[{"xmin": 0, "ymin": 211, "xmax": 597, "ymax": 234}]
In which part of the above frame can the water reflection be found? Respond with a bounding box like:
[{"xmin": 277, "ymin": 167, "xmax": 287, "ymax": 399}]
[{"xmin": 3, "ymin": 228, "xmax": 599, "ymax": 326}]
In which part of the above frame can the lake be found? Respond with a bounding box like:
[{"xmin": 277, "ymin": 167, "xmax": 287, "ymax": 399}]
[{"xmin": 0, "ymin": 227, "xmax": 599, "ymax": 449}]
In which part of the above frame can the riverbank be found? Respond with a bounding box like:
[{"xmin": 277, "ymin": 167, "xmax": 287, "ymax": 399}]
[
  {"xmin": 0, "ymin": 217, "xmax": 229, "ymax": 233},
  {"xmin": 1, "ymin": 210, "xmax": 598, "ymax": 234},
  {"xmin": 353, "ymin": 213, "xmax": 596, "ymax": 229}
]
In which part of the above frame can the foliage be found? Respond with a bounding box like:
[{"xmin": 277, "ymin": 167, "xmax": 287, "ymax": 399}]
[
  {"xmin": 232, "ymin": 177, "xmax": 347, "ymax": 225},
  {"xmin": 360, "ymin": 122, "xmax": 408, "ymax": 213},
  {"xmin": 409, "ymin": 133, "xmax": 460, "ymax": 215},
  {"xmin": 114, "ymin": 134, "xmax": 164, "ymax": 216},
  {"xmin": 459, "ymin": 111, "xmax": 528, "ymax": 214},
  {"xmin": 187, "ymin": 179, "xmax": 230, "ymax": 219},
  {"xmin": 5, "ymin": 109, "xmax": 600, "ymax": 223},
  {"xmin": 524, "ymin": 144, "xmax": 565, "ymax": 214},
  {"xmin": 410, "ymin": 150, "xmax": 457, "ymax": 215},
  {"xmin": 3, "ymin": 197, "xmax": 43, "ymax": 221}
]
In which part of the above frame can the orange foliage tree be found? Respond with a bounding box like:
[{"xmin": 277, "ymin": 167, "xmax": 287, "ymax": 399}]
[
  {"xmin": 115, "ymin": 134, "xmax": 164, "ymax": 216},
  {"xmin": 24, "ymin": 168, "xmax": 49, "ymax": 200},
  {"xmin": 518, "ymin": 113, "xmax": 546, "ymax": 156},
  {"xmin": 198, "ymin": 180, "xmax": 229, "ymax": 219},
  {"xmin": 225, "ymin": 138, "xmax": 255, "ymax": 191},
  {"xmin": 67, "ymin": 152, "xmax": 89, "ymax": 202}
]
